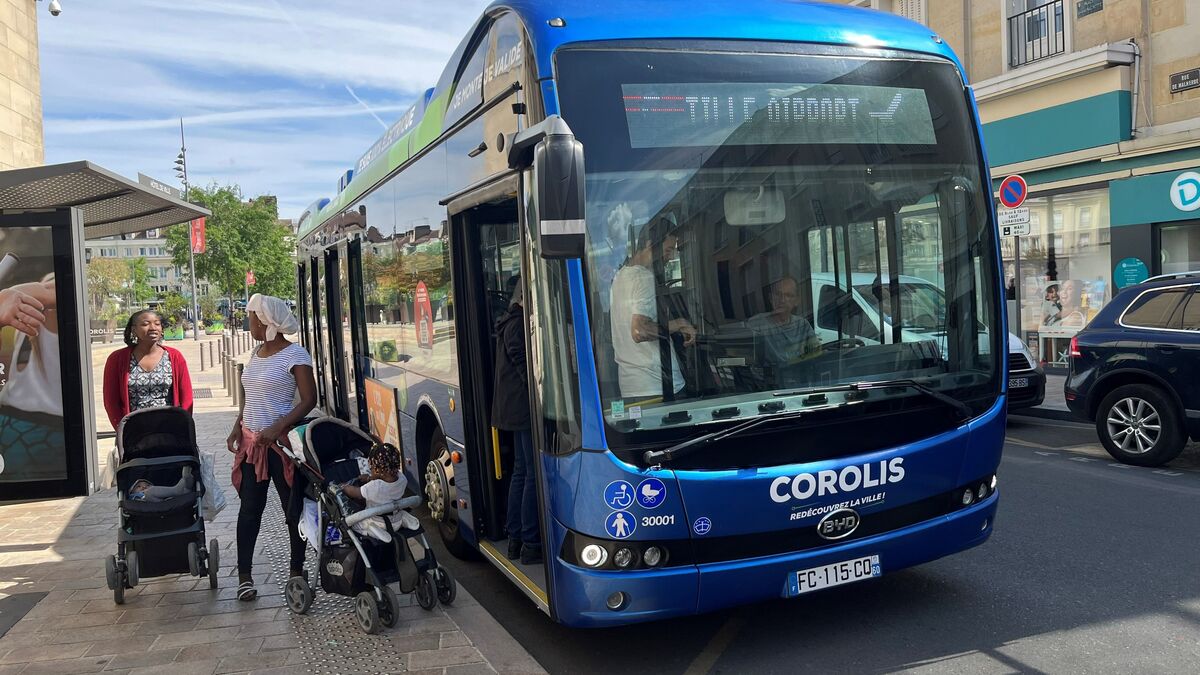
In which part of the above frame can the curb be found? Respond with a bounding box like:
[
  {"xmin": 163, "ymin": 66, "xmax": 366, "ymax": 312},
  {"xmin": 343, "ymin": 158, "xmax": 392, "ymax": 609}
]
[
  {"xmin": 443, "ymin": 583, "xmax": 548, "ymax": 675},
  {"xmin": 1009, "ymin": 406, "xmax": 1077, "ymax": 422}
]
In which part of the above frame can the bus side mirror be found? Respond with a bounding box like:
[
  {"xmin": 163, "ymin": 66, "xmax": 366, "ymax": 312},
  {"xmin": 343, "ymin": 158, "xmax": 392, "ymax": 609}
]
[{"xmin": 509, "ymin": 115, "xmax": 587, "ymax": 259}]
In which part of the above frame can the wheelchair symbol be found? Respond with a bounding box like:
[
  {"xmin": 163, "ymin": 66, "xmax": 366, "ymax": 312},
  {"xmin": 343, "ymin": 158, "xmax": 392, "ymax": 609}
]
[{"xmin": 603, "ymin": 480, "xmax": 634, "ymax": 510}]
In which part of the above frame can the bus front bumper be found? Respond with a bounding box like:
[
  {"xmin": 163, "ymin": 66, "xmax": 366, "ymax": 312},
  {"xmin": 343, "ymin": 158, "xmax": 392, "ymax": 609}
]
[{"xmin": 552, "ymin": 492, "xmax": 998, "ymax": 627}]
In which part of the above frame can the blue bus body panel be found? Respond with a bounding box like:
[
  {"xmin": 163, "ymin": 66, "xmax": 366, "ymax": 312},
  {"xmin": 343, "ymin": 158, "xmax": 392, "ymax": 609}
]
[
  {"xmin": 495, "ymin": 0, "xmax": 966, "ymax": 78},
  {"xmin": 546, "ymin": 401, "xmax": 1004, "ymax": 626},
  {"xmin": 552, "ymin": 493, "xmax": 997, "ymax": 627}
]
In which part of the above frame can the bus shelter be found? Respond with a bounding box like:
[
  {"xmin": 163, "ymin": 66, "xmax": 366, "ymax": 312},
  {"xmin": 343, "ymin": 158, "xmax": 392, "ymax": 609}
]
[{"xmin": 0, "ymin": 161, "xmax": 209, "ymax": 500}]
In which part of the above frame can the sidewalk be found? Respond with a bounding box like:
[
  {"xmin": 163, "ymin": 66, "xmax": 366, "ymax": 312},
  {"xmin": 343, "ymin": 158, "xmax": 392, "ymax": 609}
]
[
  {"xmin": 1011, "ymin": 371, "xmax": 1072, "ymax": 421},
  {"xmin": 1, "ymin": 338, "xmax": 544, "ymax": 675}
]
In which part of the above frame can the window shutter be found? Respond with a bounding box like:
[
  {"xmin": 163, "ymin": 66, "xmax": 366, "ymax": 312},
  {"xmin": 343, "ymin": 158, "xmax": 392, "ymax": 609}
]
[{"xmin": 895, "ymin": 0, "xmax": 927, "ymax": 25}]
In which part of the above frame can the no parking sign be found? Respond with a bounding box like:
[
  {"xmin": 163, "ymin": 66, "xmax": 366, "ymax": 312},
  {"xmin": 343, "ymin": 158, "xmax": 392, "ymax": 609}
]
[{"xmin": 998, "ymin": 175, "xmax": 1028, "ymax": 209}]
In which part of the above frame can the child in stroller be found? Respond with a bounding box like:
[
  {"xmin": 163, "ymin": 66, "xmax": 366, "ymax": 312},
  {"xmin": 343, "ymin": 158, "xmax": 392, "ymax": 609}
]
[
  {"xmin": 106, "ymin": 407, "xmax": 219, "ymax": 604},
  {"xmin": 282, "ymin": 417, "xmax": 456, "ymax": 634}
]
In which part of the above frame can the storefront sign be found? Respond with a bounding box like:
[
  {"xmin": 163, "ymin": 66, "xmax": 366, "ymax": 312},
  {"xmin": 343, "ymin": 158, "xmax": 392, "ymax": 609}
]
[
  {"xmin": 1170, "ymin": 171, "xmax": 1200, "ymax": 212},
  {"xmin": 1169, "ymin": 68, "xmax": 1200, "ymax": 95},
  {"xmin": 1111, "ymin": 167, "xmax": 1200, "ymax": 226},
  {"xmin": 1076, "ymin": 0, "xmax": 1103, "ymax": 19},
  {"xmin": 1114, "ymin": 257, "xmax": 1149, "ymax": 289}
]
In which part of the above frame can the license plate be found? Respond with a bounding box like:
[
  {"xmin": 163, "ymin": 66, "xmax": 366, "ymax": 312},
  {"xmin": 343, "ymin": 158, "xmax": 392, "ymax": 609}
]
[
  {"xmin": 1008, "ymin": 377, "xmax": 1029, "ymax": 389},
  {"xmin": 789, "ymin": 555, "xmax": 880, "ymax": 596}
]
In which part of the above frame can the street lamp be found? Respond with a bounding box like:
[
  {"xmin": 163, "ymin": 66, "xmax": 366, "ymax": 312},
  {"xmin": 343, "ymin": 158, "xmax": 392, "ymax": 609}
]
[{"xmin": 175, "ymin": 119, "xmax": 200, "ymax": 341}]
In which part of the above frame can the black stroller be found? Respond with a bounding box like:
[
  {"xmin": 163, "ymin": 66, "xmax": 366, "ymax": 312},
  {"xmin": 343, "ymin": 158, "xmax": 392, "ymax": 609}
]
[
  {"xmin": 281, "ymin": 417, "xmax": 456, "ymax": 634},
  {"xmin": 105, "ymin": 406, "xmax": 219, "ymax": 604}
]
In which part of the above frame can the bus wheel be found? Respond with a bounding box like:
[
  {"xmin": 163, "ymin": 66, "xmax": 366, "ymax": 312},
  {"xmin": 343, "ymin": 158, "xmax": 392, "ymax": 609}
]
[{"xmin": 424, "ymin": 431, "xmax": 474, "ymax": 559}]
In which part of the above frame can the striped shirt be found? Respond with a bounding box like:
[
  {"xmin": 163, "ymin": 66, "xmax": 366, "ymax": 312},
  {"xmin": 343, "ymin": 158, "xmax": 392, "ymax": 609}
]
[{"xmin": 241, "ymin": 342, "xmax": 313, "ymax": 432}]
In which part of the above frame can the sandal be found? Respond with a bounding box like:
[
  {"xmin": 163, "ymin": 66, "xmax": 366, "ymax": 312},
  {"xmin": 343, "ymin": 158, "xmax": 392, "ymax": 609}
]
[{"xmin": 237, "ymin": 580, "xmax": 257, "ymax": 601}]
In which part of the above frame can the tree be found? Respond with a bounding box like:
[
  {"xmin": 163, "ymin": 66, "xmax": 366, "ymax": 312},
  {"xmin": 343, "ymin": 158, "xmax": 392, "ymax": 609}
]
[
  {"xmin": 85, "ymin": 257, "xmax": 127, "ymax": 315},
  {"xmin": 126, "ymin": 258, "xmax": 154, "ymax": 306},
  {"xmin": 165, "ymin": 184, "xmax": 296, "ymax": 305}
]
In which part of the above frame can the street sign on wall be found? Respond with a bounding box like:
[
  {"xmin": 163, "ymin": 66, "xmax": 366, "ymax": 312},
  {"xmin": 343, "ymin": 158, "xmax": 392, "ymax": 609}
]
[{"xmin": 1170, "ymin": 68, "xmax": 1200, "ymax": 95}]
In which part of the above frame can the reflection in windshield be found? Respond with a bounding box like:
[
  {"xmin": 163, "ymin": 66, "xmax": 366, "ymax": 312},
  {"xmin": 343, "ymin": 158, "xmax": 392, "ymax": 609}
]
[{"xmin": 555, "ymin": 46, "xmax": 1000, "ymax": 437}]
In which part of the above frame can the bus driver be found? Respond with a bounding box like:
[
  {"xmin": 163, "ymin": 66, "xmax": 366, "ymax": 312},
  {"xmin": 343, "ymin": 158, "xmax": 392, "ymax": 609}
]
[
  {"xmin": 747, "ymin": 276, "xmax": 821, "ymax": 386},
  {"xmin": 609, "ymin": 218, "xmax": 696, "ymax": 404}
]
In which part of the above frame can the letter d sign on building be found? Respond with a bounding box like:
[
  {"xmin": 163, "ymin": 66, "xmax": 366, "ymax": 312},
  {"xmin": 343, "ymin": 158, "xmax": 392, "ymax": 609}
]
[{"xmin": 1171, "ymin": 172, "xmax": 1200, "ymax": 213}]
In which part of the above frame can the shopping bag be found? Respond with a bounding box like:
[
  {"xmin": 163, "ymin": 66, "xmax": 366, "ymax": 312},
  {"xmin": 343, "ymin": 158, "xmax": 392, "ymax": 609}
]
[
  {"xmin": 199, "ymin": 450, "xmax": 227, "ymax": 521},
  {"xmin": 299, "ymin": 498, "xmax": 321, "ymax": 551}
]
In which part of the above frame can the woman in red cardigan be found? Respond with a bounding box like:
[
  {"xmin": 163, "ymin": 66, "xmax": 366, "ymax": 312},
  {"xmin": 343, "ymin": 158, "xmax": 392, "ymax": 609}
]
[{"xmin": 102, "ymin": 310, "xmax": 194, "ymax": 429}]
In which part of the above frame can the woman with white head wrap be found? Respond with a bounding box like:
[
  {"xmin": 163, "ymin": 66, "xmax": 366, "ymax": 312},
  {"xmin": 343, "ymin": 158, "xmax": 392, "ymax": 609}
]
[{"xmin": 227, "ymin": 293, "xmax": 316, "ymax": 601}]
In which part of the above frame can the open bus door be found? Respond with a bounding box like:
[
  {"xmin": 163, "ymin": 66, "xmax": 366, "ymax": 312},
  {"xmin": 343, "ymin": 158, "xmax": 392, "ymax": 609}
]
[{"xmin": 445, "ymin": 177, "xmax": 550, "ymax": 610}]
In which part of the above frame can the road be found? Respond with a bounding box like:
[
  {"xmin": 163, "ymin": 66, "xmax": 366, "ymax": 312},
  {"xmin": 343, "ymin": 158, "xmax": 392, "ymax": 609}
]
[{"xmin": 427, "ymin": 416, "xmax": 1200, "ymax": 674}]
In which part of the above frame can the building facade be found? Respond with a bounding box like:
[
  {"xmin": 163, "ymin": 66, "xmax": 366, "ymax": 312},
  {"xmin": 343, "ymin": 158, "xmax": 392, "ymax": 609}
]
[
  {"xmin": 0, "ymin": 0, "xmax": 43, "ymax": 169},
  {"xmin": 837, "ymin": 0, "xmax": 1200, "ymax": 366},
  {"xmin": 85, "ymin": 229, "xmax": 210, "ymax": 304}
]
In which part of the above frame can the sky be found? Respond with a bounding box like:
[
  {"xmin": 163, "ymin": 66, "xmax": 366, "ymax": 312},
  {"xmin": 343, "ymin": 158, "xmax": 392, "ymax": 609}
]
[{"xmin": 38, "ymin": 0, "xmax": 492, "ymax": 221}]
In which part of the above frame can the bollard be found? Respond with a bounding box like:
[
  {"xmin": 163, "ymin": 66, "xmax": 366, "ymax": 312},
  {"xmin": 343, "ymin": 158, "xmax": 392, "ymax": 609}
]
[
  {"xmin": 235, "ymin": 363, "xmax": 245, "ymax": 408},
  {"xmin": 200, "ymin": 346, "xmax": 207, "ymax": 372},
  {"xmin": 207, "ymin": 341, "xmax": 215, "ymax": 368},
  {"xmin": 221, "ymin": 354, "xmax": 228, "ymax": 390}
]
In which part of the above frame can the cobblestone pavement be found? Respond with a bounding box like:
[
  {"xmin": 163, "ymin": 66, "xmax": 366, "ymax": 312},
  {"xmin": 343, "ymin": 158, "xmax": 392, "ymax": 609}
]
[{"xmin": 1, "ymin": 336, "xmax": 544, "ymax": 675}]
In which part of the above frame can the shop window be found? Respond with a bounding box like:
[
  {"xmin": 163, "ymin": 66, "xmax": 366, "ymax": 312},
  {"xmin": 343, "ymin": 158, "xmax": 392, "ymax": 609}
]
[{"xmin": 1160, "ymin": 223, "xmax": 1200, "ymax": 275}]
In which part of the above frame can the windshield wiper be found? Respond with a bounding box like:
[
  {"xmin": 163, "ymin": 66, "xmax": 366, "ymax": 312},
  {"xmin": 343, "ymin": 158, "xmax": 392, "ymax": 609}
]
[
  {"xmin": 643, "ymin": 409, "xmax": 811, "ymax": 465},
  {"xmin": 644, "ymin": 379, "xmax": 973, "ymax": 465},
  {"xmin": 846, "ymin": 378, "xmax": 972, "ymax": 421}
]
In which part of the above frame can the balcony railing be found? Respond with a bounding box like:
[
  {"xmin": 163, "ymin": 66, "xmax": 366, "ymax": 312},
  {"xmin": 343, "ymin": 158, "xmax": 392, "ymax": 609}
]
[{"xmin": 1008, "ymin": 0, "xmax": 1066, "ymax": 68}]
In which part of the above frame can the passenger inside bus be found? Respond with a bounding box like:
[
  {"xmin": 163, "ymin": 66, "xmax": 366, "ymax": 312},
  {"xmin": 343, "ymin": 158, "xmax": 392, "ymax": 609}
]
[
  {"xmin": 608, "ymin": 218, "xmax": 696, "ymax": 404},
  {"xmin": 491, "ymin": 276, "xmax": 542, "ymax": 565}
]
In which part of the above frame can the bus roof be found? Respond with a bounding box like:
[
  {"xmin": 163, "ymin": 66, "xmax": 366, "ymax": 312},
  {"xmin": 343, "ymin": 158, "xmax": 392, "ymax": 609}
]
[{"xmin": 299, "ymin": 0, "xmax": 961, "ymax": 239}]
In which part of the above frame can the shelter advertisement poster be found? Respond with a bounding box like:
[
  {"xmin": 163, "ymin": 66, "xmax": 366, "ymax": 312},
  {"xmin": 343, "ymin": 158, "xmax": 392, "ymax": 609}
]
[
  {"xmin": 364, "ymin": 377, "xmax": 400, "ymax": 452},
  {"xmin": 0, "ymin": 226, "xmax": 67, "ymax": 484}
]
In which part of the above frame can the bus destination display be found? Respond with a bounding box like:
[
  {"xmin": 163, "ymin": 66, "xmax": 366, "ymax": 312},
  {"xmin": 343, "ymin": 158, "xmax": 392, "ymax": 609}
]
[{"xmin": 621, "ymin": 83, "xmax": 937, "ymax": 148}]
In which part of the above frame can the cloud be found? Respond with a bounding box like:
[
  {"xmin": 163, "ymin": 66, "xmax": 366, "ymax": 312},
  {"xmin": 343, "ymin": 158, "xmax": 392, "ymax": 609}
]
[{"xmin": 39, "ymin": 0, "xmax": 492, "ymax": 222}]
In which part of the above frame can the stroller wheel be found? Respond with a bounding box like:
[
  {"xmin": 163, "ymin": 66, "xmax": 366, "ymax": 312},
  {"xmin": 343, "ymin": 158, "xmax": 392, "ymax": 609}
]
[
  {"xmin": 354, "ymin": 591, "xmax": 382, "ymax": 634},
  {"xmin": 379, "ymin": 585, "xmax": 400, "ymax": 628},
  {"xmin": 104, "ymin": 555, "xmax": 117, "ymax": 591},
  {"xmin": 187, "ymin": 542, "xmax": 201, "ymax": 577},
  {"xmin": 207, "ymin": 539, "xmax": 220, "ymax": 589},
  {"xmin": 415, "ymin": 571, "xmax": 438, "ymax": 611},
  {"xmin": 434, "ymin": 566, "xmax": 456, "ymax": 606},
  {"xmin": 285, "ymin": 576, "xmax": 313, "ymax": 615},
  {"xmin": 125, "ymin": 550, "xmax": 139, "ymax": 588}
]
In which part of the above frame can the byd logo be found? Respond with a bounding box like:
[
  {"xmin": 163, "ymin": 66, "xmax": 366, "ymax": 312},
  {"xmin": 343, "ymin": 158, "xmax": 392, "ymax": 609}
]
[{"xmin": 1171, "ymin": 172, "xmax": 1200, "ymax": 212}]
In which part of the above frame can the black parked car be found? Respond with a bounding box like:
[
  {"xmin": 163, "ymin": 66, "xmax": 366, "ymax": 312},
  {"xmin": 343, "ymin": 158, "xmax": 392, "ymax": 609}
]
[
  {"xmin": 1007, "ymin": 333, "xmax": 1045, "ymax": 410},
  {"xmin": 1066, "ymin": 273, "xmax": 1200, "ymax": 466}
]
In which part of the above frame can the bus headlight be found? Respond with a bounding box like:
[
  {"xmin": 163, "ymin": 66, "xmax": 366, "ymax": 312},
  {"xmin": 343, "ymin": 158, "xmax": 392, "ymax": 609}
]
[
  {"xmin": 613, "ymin": 547, "xmax": 634, "ymax": 569},
  {"xmin": 976, "ymin": 482, "xmax": 988, "ymax": 500},
  {"xmin": 581, "ymin": 544, "xmax": 608, "ymax": 568},
  {"xmin": 961, "ymin": 489, "xmax": 975, "ymax": 506},
  {"xmin": 642, "ymin": 546, "xmax": 663, "ymax": 567}
]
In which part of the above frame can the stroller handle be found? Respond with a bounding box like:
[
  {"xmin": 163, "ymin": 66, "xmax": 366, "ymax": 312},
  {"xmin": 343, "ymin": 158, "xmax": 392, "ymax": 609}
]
[{"xmin": 343, "ymin": 496, "xmax": 423, "ymax": 527}]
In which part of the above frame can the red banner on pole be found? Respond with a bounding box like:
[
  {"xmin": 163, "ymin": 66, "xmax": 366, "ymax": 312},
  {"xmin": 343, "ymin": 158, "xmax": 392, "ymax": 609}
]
[
  {"xmin": 246, "ymin": 269, "xmax": 256, "ymax": 286},
  {"xmin": 190, "ymin": 217, "xmax": 206, "ymax": 253}
]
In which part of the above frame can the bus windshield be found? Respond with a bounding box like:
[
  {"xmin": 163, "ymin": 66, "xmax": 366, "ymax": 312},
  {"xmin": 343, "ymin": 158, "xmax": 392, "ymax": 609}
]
[{"xmin": 555, "ymin": 44, "xmax": 1000, "ymax": 443}]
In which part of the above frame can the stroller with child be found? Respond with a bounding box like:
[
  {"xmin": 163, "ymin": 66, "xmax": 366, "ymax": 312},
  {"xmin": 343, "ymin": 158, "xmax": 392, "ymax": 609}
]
[
  {"xmin": 106, "ymin": 406, "xmax": 219, "ymax": 604},
  {"xmin": 282, "ymin": 417, "xmax": 456, "ymax": 634}
]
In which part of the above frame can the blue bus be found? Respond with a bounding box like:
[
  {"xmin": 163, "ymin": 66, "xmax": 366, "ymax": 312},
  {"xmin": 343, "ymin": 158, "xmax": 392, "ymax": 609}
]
[{"xmin": 296, "ymin": 0, "xmax": 1005, "ymax": 627}]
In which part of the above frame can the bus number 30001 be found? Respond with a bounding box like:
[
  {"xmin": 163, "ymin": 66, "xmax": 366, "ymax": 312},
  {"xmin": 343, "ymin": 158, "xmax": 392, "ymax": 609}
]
[{"xmin": 641, "ymin": 515, "xmax": 675, "ymax": 527}]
